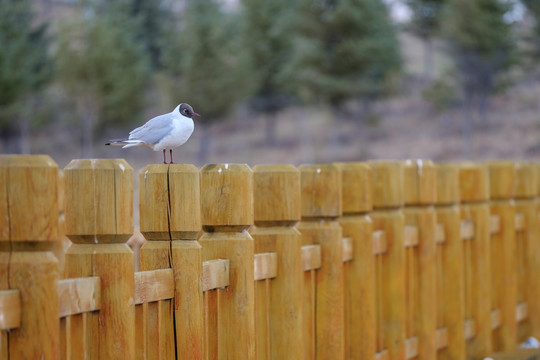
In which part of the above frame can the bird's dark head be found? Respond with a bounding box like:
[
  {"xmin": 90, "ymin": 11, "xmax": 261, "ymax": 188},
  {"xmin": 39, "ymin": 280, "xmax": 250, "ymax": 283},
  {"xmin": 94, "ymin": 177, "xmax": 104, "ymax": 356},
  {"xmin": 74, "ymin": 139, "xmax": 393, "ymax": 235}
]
[{"xmin": 179, "ymin": 103, "xmax": 200, "ymax": 119}]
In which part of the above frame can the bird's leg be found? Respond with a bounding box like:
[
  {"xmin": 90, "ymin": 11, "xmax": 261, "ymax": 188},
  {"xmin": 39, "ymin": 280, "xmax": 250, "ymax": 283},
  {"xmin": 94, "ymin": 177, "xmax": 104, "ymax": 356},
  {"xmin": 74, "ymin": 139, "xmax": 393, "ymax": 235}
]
[
  {"xmin": 163, "ymin": 149, "xmax": 167, "ymax": 164},
  {"xmin": 170, "ymin": 149, "xmax": 174, "ymax": 164}
]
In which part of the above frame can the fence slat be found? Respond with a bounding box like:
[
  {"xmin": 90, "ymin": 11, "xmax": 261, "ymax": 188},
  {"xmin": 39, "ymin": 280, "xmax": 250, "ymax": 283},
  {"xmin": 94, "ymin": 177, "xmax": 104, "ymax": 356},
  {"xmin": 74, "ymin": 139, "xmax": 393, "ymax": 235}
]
[
  {"xmin": 202, "ymin": 259, "xmax": 230, "ymax": 291},
  {"xmin": 253, "ymin": 252, "xmax": 278, "ymax": 281},
  {"xmin": 301, "ymin": 245, "xmax": 321, "ymax": 271},
  {"xmin": 58, "ymin": 277, "xmax": 101, "ymax": 317},
  {"xmin": 372, "ymin": 230, "xmax": 387, "ymax": 255},
  {"xmin": 134, "ymin": 269, "xmax": 174, "ymax": 305},
  {"xmin": 0, "ymin": 289, "xmax": 20, "ymax": 330}
]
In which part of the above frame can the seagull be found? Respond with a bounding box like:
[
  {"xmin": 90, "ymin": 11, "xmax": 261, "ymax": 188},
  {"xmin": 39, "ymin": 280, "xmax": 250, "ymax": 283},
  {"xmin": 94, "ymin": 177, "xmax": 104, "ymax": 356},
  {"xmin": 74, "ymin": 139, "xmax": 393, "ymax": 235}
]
[{"xmin": 106, "ymin": 103, "xmax": 200, "ymax": 164}]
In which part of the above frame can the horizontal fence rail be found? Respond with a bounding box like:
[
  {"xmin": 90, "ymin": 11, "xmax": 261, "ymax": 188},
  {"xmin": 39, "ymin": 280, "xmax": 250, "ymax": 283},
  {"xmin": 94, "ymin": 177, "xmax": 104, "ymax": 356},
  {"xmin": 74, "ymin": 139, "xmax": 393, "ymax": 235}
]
[{"xmin": 1, "ymin": 155, "xmax": 540, "ymax": 360}]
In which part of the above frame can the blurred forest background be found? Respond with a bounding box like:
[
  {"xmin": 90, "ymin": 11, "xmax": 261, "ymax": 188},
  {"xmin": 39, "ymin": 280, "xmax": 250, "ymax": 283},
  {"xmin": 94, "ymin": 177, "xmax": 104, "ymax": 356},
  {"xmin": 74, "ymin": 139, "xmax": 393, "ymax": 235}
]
[{"xmin": 2, "ymin": 0, "xmax": 540, "ymax": 169}]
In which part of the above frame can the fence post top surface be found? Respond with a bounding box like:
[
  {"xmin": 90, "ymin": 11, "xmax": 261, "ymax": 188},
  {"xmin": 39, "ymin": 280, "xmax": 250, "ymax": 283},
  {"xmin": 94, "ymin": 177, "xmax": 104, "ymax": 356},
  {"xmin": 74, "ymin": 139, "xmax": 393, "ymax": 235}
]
[
  {"xmin": 434, "ymin": 163, "xmax": 460, "ymax": 205},
  {"xmin": 486, "ymin": 161, "xmax": 516, "ymax": 200},
  {"xmin": 368, "ymin": 160, "xmax": 404, "ymax": 209},
  {"xmin": 0, "ymin": 154, "xmax": 59, "ymax": 244},
  {"xmin": 200, "ymin": 163, "xmax": 253, "ymax": 230},
  {"xmin": 63, "ymin": 158, "xmax": 133, "ymax": 244},
  {"xmin": 458, "ymin": 162, "xmax": 489, "ymax": 203},
  {"xmin": 334, "ymin": 162, "xmax": 372, "ymax": 214},
  {"xmin": 403, "ymin": 159, "xmax": 436, "ymax": 205},
  {"xmin": 139, "ymin": 163, "xmax": 201, "ymax": 239},
  {"xmin": 515, "ymin": 161, "xmax": 538, "ymax": 199},
  {"xmin": 253, "ymin": 164, "xmax": 300, "ymax": 224},
  {"xmin": 299, "ymin": 163, "xmax": 342, "ymax": 218}
]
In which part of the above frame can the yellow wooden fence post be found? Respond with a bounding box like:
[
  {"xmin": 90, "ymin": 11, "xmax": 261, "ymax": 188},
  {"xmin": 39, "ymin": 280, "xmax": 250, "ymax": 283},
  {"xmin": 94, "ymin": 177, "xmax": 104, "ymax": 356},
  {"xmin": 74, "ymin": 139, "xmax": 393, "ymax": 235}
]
[
  {"xmin": 335, "ymin": 162, "xmax": 375, "ymax": 359},
  {"xmin": 514, "ymin": 162, "xmax": 540, "ymax": 341},
  {"xmin": 199, "ymin": 163, "xmax": 255, "ymax": 359},
  {"xmin": 459, "ymin": 163, "xmax": 492, "ymax": 359},
  {"xmin": 403, "ymin": 159, "xmax": 437, "ymax": 360},
  {"xmin": 487, "ymin": 161, "xmax": 517, "ymax": 351},
  {"xmin": 369, "ymin": 160, "xmax": 406, "ymax": 360},
  {"xmin": 434, "ymin": 163, "xmax": 465, "ymax": 360},
  {"xmin": 139, "ymin": 164, "xmax": 203, "ymax": 359},
  {"xmin": 0, "ymin": 155, "xmax": 60, "ymax": 359},
  {"xmin": 250, "ymin": 164, "xmax": 303, "ymax": 360},
  {"xmin": 297, "ymin": 164, "xmax": 344, "ymax": 360},
  {"xmin": 63, "ymin": 159, "xmax": 135, "ymax": 359}
]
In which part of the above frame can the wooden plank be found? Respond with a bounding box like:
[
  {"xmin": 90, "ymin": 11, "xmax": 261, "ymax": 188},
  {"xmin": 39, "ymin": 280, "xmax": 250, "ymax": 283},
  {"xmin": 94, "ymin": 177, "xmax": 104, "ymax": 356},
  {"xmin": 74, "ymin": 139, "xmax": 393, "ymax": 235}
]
[
  {"xmin": 202, "ymin": 259, "xmax": 230, "ymax": 292},
  {"xmin": 516, "ymin": 302, "xmax": 528, "ymax": 322},
  {"xmin": 301, "ymin": 245, "xmax": 321, "ymax": 271},
  {"xmin": 460, "ymin": 220, "xmax": 474, "ymax": 240},
  {"xmin": 490, "ymin": 215, "xmax": 501, "ymax": 234},
  {"xmin": 372, "ymin": 230, "xmax": 387, "ymax": 255},
  {"xmin": 491, "ymin": 308, "xmax": 502, "ymax": 330},
  {"xmin": 464, "ymin": 319, "xmax": 476, "ymax": 340},
  {"xmin": 375, "ymin": 350, "xmax": 389, "ymax": 360},
  {"xmin": 342, "ymin": 237, "xmax": 353, "ymax": 262},
  {"xmin": 435, "ymin": 223, "xmax": 445, "ymax": 244},
  {"xmin": 403, "ymin": 226, "xmax": 419, "ymax": 248},
  {"xmin": 435, "ymin": 327, "xmax": 448, "ymax": 350},
  {"xmin": 405, "ymin": 336, "xmax": 419, "ymax": 360},
  {"xmin": 58, "ymin": 277, "xmax": 101, "ymax": 317},
  {"xmin": 254, "ymin": 252, "xmax": 278, "ymax": 281},
  {"xmin": 134, "ymin": 268, "xmax": 174, "ymax": 305},
  {"xmin": 0, "ymin": 289, "xmax": 20, "ymax": 330},
  {"xmin": 515, "ymin": 213, "xmax": 525, "ymax": 231}
]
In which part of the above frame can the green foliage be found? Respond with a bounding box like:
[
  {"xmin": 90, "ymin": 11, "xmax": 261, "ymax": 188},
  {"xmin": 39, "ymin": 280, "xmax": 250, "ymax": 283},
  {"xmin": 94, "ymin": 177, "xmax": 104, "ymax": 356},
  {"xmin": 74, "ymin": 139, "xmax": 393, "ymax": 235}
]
[
  {"xmin": 422, "ymin": 70, "xmax": 459, "ymax": 111},
  {"xmin": 406, "ymin": 0, "xmax": 447, "ymax": 39},
  {"xmin": 55, "ymin": 1, "xmax": 150, "ymax": 128},
  {"xmin": 241, "ymin": 0, "xmax": 296, "ymax": 113},
  {"xmin": 281, "ymin": 0, "xmax": 402, "ymax": 106},
  {"xmin": 0, "ymin": 0, "xmax": 51, "ymax": 133},
  {"xmin": 163, "ymin": 0, "xmax": 252, "ymax": 121},
  {"xmin": 522, "ymin": 0, "xmax": 540, "ymax": 61},
  {"xmin": 444, "ymin": 0, "xmax": 516, "ymax": 95}
]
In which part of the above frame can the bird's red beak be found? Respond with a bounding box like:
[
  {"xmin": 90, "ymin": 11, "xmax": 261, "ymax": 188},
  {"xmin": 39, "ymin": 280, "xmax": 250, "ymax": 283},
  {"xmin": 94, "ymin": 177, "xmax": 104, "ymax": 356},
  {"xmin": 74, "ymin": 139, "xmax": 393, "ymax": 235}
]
[{"xmin": 193, "ymin": 112, "xmax": 201, "ymax": 117}]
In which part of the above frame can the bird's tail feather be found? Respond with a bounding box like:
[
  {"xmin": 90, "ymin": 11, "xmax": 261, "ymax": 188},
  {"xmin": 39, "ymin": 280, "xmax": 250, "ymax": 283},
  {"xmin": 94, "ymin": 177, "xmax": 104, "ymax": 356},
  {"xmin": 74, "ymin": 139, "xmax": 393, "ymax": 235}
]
[{"xmin": 105, "ymin": 139, "xmax": 145, "ymax": 148}]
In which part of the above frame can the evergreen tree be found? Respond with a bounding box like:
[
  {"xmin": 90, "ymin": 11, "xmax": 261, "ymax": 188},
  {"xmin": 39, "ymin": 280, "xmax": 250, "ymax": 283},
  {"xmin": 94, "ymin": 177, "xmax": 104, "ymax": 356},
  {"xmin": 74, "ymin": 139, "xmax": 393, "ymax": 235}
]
[
  {"xmin": 282, "ymin": 0, "xmax": 402, "ymax": 108},
  {"xmin": 444, "ymin": 0, "xmax": 515, "ymax": 121},
  {"xmin": 55, "ymin": 1, "xmax": 150, "ymax": 156},
  {"xmin": 163, "ymin": 0, "xmax": 251, "ymax": 120},
  {"xmin": 0, "ymin": 0, "xmax": 52, "ymax": 152},
  {"xmin": 406, "ymin": 0, "xmax": 447, "ymax": 79},
  {"xmin": 242, "ymin": 0, "xmax": 296, "ymax": 144},
  {"xmin": 522, "ymin": 0, "xmax": 540, "ymax": 64}
]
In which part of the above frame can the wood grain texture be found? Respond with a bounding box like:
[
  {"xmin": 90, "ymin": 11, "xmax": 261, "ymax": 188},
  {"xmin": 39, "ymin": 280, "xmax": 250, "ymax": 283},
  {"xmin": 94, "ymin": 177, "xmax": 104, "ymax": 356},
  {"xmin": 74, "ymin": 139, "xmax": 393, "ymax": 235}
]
[
  {"xmin": 139, "ymin": 164, "xmax": 201, "ymax": 240},
  {"xmin": 134, "ymin": 269, "xmax": 174, "ymax": 304},
  {"xmin": 64, "ymin": 159, "xmax": 133, "ymax": 244},
  {"xmin": 0, "ymin": 289, "xmax": 20, "ymax": 330},
  {"xmin": 202, "ymin": 259, "xmax": 230, "ymax": 291},
  {"xmin": 403, "ymin": 159, "xmax": 436, "ymax": 205},
  {"xmin": 515, "ymin": 162, "xmax": 538, "ymax": 199},
  {"xmin": 334, "ymin": 162, "xmax": 372, "ymax": 213},
  {"xmin": 64, "ymin": 159, "xmax": 135, "ymax": 359},
  {"xmin": 299, "ymin": 164, "xmax": 342, "ymax": 218},
  {"xmin": 369, "ymin": 160, "xmax": 404, "ymax": 209},
  {"xmin": 372, "ymin": 230, "xmax": 388, "ymax": 255},
  {"xmin": 487, "ymin": 161, "xmax": 516, "ymax": 200},
  {"xmin": 435, "ymin": 163, "xmax": 460, "ymax": 205},
  {"xmin": 200, "ymin": 163, "xmax": 253, "ymax": 230},
  {"xmin": 301, "ymin": 245, "xmax": 321, "ymax": 271},
  {"xmin": 459, "ymin": 163, "xmax": 489, "ymax": 203},
  {"xmin": 58, "ymin": 277, "xmax": 101, "ymax": 317},
  {"xmin": 253, "ymin": 252, "xmax": 278, "ymax": 281}
]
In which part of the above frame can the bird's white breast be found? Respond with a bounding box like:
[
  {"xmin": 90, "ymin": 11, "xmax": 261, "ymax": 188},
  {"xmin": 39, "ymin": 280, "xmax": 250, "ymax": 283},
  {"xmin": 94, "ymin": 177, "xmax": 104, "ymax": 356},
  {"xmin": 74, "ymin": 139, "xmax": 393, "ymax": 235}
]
[{"xmin": 152, "ymin": 115, "xmax": 194, "ymax": 151}]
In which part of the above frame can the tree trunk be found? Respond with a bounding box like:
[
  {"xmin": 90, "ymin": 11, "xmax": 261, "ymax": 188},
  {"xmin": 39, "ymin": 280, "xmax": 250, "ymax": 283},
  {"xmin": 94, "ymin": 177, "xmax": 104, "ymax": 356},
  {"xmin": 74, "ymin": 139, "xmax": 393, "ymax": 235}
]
[
  {"xmin": 423, "ymin": 37, "xmax": 434, "ymax": 82},
  {"xmin": 77, "ymin": 97, "xmax": 96, "ymax": 158}
]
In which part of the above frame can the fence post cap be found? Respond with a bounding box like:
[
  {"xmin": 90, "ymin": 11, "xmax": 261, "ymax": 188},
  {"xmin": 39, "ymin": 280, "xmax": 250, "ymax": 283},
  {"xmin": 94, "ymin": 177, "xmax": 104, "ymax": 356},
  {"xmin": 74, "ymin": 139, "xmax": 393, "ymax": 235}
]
[
  {"xmin": 434, "ymin": 163, "xmax": 460, "ymax": 205},
  {"xmin": 299, "ymin": 164, "xmax": 342, "ymax": 218},
  {"xmin": 368, "ymin": 160, "xmax": 404, "ymax": 209},
  {"xmin": 200, "ymin": 163, "xmax": 253, "ymax": 230},
  {"xmin": 403, "ymin": 159, "xmax": 436, "ymax": 205},
  {"xmin": 253, "ymin": 164, "xmax": 300, "ymax": 224},
  {"xmin": 334, "ymin": 162, "xmax": 372, "ymax": 214},
  {"xmin": 486, "ymin": 161, "xmax": 515, "ymax": 200},
  {"xmin": 64, "ymin": 159, "xmax": 133, "ymax": 244},
  {"xmin": 139, "ymin": 164, "xmax": 201, "ymax": 240},
  {"xmin": 515, "ymin": 162, "xmax": 537, "ymax": 199},
  {"xmin": 459, "ymin": 162, "xmax": 489, "ymax": 203},
  {"xmin": 0, "ymin": 155, "xmax": 59, "ymax": 244}
]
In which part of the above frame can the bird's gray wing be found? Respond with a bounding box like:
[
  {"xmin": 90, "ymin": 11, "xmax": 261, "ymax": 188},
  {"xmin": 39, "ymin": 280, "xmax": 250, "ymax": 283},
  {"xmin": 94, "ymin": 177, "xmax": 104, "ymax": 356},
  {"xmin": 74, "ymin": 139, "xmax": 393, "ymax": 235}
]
[{"xmin": 128, "ymin": 113, "xmax": 174, "ymax": 145}]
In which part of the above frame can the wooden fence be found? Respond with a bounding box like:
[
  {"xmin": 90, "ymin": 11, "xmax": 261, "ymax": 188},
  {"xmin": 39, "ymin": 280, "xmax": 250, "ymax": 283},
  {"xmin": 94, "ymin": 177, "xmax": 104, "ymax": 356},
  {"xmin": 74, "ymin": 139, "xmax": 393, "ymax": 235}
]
[{"xmin": 1, "ymin": 154, "xmax": 540, "ymax": 360}]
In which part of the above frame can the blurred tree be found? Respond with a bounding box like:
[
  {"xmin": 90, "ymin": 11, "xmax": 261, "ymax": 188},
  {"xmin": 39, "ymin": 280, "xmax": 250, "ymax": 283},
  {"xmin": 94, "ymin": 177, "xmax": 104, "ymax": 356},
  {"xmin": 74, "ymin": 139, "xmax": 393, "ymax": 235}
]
[
  {"xmin": 55, "ymin": 1, "xmax": 150, "ymax": 157},
  {"xmin": 406, "ymin": 0, "xmax": 447, "ymax": 79},
  {"xmin": 522, "ymin": 0, "xmax": 540, "ymax": 65},
  {"xmin": 242, "ymin": 0, "xmax": 296, "ymax": 144},
  {"xmin": 282, "ymin": 0, "xmax": 402, "ymax": 110},
  {"xmin": 0, "ymin": 0, "xmax": 52, "ymax": 152},
  {"xmin": 162, "ymin": 0, "xmax": 252, "ymax": 162},
  {"xmin": 444, "ymin": 0, "xmax": 515, "ymax": 122}
]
